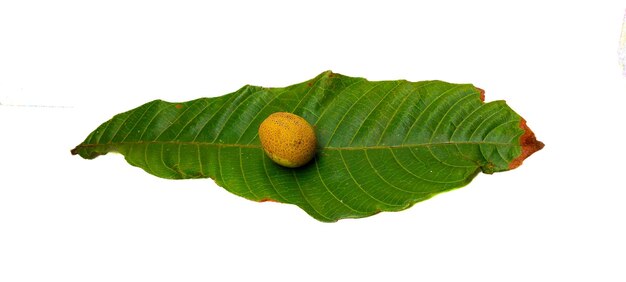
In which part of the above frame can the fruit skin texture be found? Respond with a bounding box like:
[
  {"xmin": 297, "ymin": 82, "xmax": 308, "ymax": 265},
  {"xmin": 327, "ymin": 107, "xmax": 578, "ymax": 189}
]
[{"xmin": 258, "ymin": 112, "xmax": 317, "ymax": 168}]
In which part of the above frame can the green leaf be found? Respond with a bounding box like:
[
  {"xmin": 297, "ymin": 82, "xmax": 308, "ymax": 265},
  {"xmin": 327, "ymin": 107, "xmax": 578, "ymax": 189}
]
[{"xmin": 72, "ymin": 71, "xmax": 543, "ymax": 222}]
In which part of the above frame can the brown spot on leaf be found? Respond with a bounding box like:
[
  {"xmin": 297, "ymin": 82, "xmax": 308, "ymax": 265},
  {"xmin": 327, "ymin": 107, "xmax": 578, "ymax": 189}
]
[
  {"xmin": 509, "ymin": 119, "xmax": 544, "ymax": 170},
  {"xmin": 175, "ymin": 104, "xmax": 183, "ymax": 109},
  {"xmin": 259, "ymin": 198, "xmax": 278, "ymax": 203},
  {"xmin": 307, "ymin": 82, "xmax": 313, "ymax": 87},
  {"xmin": 476, "ymin": 87, "xmax": 485, "ymax": 102}
]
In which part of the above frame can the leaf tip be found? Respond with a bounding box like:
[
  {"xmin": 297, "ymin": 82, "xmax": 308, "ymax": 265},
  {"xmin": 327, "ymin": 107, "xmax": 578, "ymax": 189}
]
[{"xmin": 509, "ymin": 119, "xmax": 544, "ymax": 170}]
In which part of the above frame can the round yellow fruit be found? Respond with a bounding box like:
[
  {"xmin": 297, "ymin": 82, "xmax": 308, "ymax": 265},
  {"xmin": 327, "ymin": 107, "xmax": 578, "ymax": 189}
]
[{"xmin": 258, "ymin": 112, "xmax": 317, "ymax": 168}]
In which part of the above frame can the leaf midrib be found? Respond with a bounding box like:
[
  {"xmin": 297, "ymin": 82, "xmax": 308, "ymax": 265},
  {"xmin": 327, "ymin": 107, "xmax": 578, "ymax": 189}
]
[{"xmin": 74, "ymin": 140, "xmax": 517, "ymax": 151}]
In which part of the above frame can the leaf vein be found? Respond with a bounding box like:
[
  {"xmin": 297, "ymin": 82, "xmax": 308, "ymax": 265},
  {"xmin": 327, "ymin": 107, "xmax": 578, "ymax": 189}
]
[
  {"xmin": 191, "ymin": 93, "xmax": 239, "ymax": 142},
  {"xmin": 339, "ymin": 151, "xmax": 402, "ymax": 207},
  {"xmin": 260, "ymin": 152, "xmax": 288, "ymax": 202},
  {"xmin": 312, "ymin": 80, "xmax": 363, "ymax": 126},
  {"xmin": 348, "ymin": 81, "xmax": 403, "ymax": 146},
  {"xmin": 375, "ymin": 81, "xmax": 436, "ymax": 145},
  {"xmin": 325, "ymin": 84, "xmax": 381, "ymax": 147},
  {"xmin": 171, "ymin": 99, "xmax": 212, "ymax": 140},
  {"xmin": 239, "ymin": 147, "xmax": 257, "ymax": 198},
  {"xmin": 314, "ymin": 156, "xmax": 368, "ymax": 214},
  {"xmin": 364, "ymin": 150, "xmax": 428, "ymax": 195},
  {"xmin": 292, "ymin": 170, "xmax": 332, "ymax": 221},
  {"xmin": 402, "ymin": 84, "xmax": 464, "ymax": 144},
  {"xmin": 389, "ymin": 148, "xmax": 463, "ymax": 184},
  {"xmin": 117, "ymin": 102, "xmax": 154, "ymax": 143},
  {"xmin": 211, "ymin": 88, "xmax": 262, "ymax": 143}
]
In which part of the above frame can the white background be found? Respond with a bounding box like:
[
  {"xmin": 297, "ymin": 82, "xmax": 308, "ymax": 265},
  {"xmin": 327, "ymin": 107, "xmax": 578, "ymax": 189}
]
[{"xmin": 1, "ymin": 1, "xmax": 625, "ymax": 281}]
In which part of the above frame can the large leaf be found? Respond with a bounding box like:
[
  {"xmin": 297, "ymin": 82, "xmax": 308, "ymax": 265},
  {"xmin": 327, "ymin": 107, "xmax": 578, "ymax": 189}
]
[{"xmin": 72, "ymin": 71, "xmax": 543, "ymax": 222}]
